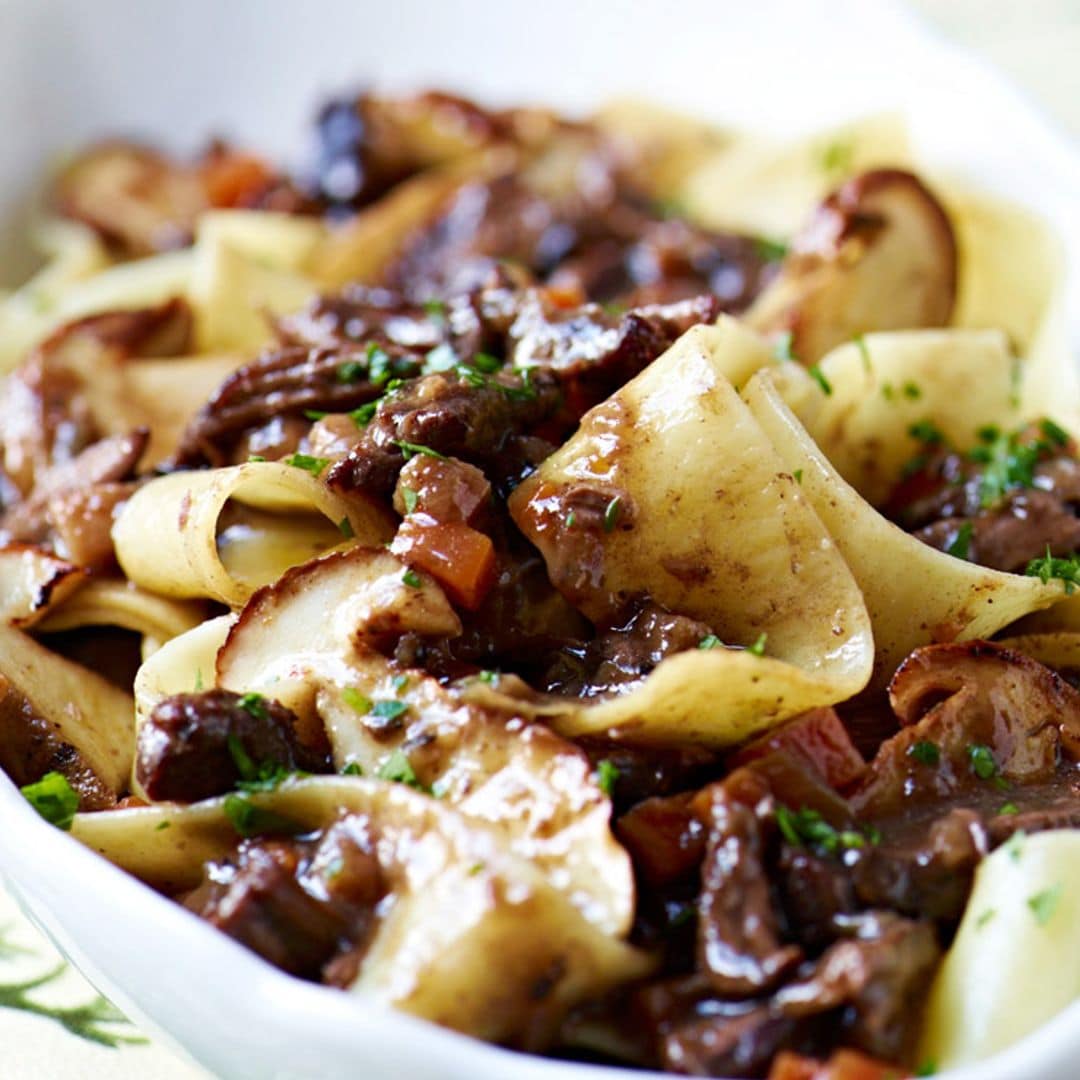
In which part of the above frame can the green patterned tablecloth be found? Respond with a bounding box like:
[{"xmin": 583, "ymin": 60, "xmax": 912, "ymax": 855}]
[{"xmin": 0, "ymin": 886, "xmax": 208, "ymax": 1079}]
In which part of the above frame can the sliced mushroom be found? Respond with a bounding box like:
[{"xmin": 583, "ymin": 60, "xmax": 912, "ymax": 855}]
[
  {"xmin": 214, "ymin": 546, "xmax": 635, "ymax": 936},
  {"xmin": 746, "ymin": 169, "xmax": 957, "ymax": 364},
  {"xmin": 854, "ymin": 641, "xmax": 1080, "ymax": 817},
  {"xmin": 0, "ymin": 622, "xmax": 134, "ymax": 804},
  {"xmin": 72, "ymin": 777, "xmax": 651, "ymax": 1047},
  {"xmin": 0, "ymin": 543, "xmax": 86, "ymax": 626}
]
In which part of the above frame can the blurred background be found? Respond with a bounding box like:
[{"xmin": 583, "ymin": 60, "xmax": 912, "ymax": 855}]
[{"xmin": 913, "ymin": 0, "xmax": 1080, "ymax": 142}]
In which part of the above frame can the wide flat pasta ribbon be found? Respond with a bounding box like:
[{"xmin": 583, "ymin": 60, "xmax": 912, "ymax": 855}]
[{"xmin": 509, "ymin": 324, "xmax": 874, "ymax": 746}]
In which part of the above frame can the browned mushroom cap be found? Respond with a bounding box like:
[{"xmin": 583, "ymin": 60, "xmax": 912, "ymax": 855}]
[
  {"xmin": 746, "ymin": 169, "xmax": 957, "ymax": 364},
  {"xmin": 52, "ymin": 142, "xmax": 210, "ymax": 257},
  {"xmin": 854, "ymin": 640, "xmax": 1079, "ymax": 817}
]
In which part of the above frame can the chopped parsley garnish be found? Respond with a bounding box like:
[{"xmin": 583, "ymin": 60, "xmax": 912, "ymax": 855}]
[
  {"xmin": 222, "ymin": 794, "xmax": 299, "ymax": 838},
  {"xmin": 881, "ymin": 382, "xmax": 896, "ymax": 402},
  {"xmin": 747, "ymin": 632, "xmax": 768, "ymax": 656},
  {"xmin": 793, "ymin": 469, "xmax": 803, "ymax": 485},
  {"xmin": 341, "ymin": 761, "xmax": 364, "ymax": 776},
  {"xmin": 349, "ymin": 401, "xmax": 379, "ymax": 427},
  {"xmin": 366, "ymin": 343, "xmax": 393, "ymax": 385},
  {"xmin": 477, "ymin": 669, "xmax": 499, "ymax": 684},
  {"xmin": 853, "ymin": 334, "xmax": 872, "ymax": 373},
  {"xmin": 908, "ymin": 419, "xmax": 945, "ymax": 445},
  {"xmin": 775, "ymin": 805, "xmax": 875, "ymax": 855},
  {"xmin": 422, "ymin": 343, "xmax": 458, "ymax": 373},
  {"xmin": 303, "ymin": 409, "xmax": 327, "ymax": 421},
  {"xmin": 21, "ymin": 772, "xmax": 79, "ymax": 830},
  {"xmin": 336, "ymin": 359, "xmax": 365, "ymax": 383},
  {"xmin": 974, "ymin": 909, "xmax": 996, "ymax": 930},
  {"xmin": 238, "ymin": 692, "xmax": 269, "ymax": 721},
  {"xmin": 1027, "ymin": 883, "xmax": 1063, "ymax": 927},
  {"xmin": 907, "ymin": 740, "xmax": 940, "ymax": 766},
  {"xmin": 468, "ymin": 861, "xmax": 486, "ymax": 876},
  {"xmin": 967, "ymin": 424, "xmax": 1049, "ymax": 508},
  {"xmin": 227, "ymin": 734, "xmax": 302, "ymax": 793},
  {"xmin": 1006, "ymin": 829, "xmax": 1027, "ymax": 861},
  {"xmin": 283, "ymin": 453, "xmax": 330, "ymax": 477},
  {"xmin": 818, "ymin": 138, "xmax": 854, "ymax": 176},
  {"xmin": 400, "ymin": 486, "xmax": 419, "ymax": 515},
  {"xmin": 565, "ymin": 510, "xmax": 576, "ymax": 528},
  {"xmin": 247, "ymin": 454, "xmax": 266, "ymax": 462},
  {"xmin": 390, "ymin": 674, "xmax": 409, "ymax": 693},
  {"xmin": 772, "ymin": 331, "xmax": 796, "ymax": 363},
  {"xmin": 393, "ymin": 440, "xmax": 446, "ymax": 461},
  {"xmin": 341, "ymin": 687, "xmax": 372, "ymax": 714},
  {"xmin": 967, "ymin": 743, "xmax": 998, "ymax": 780},
  {"xmin": 603, "ymin": 495, "xmax": 622, "ymax": 532},
  {"xmin": 946, "ymin": 521, "xmax": 973, "ymax": 561},
  {"xmin": 1025, "ymin": 548, "xmax": 1080, "ymax": 594},
  {"xmin": 422, "ymin": 299, "xmax": 447, "ymax": 319},
  {"xmin": 914, "ymin": 1061, "xmax": 938, "ymax": 1077},
  {"xmin": 402, "ymin": 568, "xmax": 422, "ymax": 589},
  {"xmin": 155, "ymin": 820, "xmax": 172, "ymax": 831},
  {"xmin": 473, "ymin": 351, "xmax": 501, "ymax": 373},
  {"xmin": 999, "ymin": 801, "xmax": 1019, "ymax": 816},
  {"xmin": 370, "ymin": 699, "xmax": 409, "ymax": 722},
  {"xmin": 338, "ymin": 517, "xmax": 354, "ymax": 539},
  {"xmin": 902, "ymin": 381, "xmax": 922, "ymax": 400},
  {"xmin": 698, "ymin": 634, "xmax": 725, "ymax": 650},
  {"xmin": 376, "ymin": 749, "xmax": 424, "ymax": 790},
  {"xmin": 754, "ymin": 236, "xmax": 789, "ymax": 262},
  {"xmin": 456, "ymin": 363, "xmax": 488, "ymax": 389},
  {"xmin": 808, "ymin": 365, "xmax": 832, "ymax": 396},
  {"xmin": 194, "ymin": 668, "xmax": 204, "ymax": 691},
  {"xmin": 596, "ymin": 759, "xmax": 620, "ymax": 797},
  {"xmin": 1009, "ymin": 355, "xmax": 1023, "ymax": 409}
]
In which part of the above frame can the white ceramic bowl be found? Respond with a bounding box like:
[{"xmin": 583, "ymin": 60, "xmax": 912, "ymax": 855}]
[{"xmin": 1, "ymin": 1, "xmax": 1079, "ymax": 1077}]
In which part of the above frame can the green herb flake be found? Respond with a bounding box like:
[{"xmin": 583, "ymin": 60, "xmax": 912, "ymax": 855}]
[
  {"xmin": 853, "ymin": 334, "xmax": 872, "ymax": 373},
  {"xmin": 772, "ymin": 331, "xmax": 796, "ymax": 363},
  {"xmin": 1006, "ymin": 829, "xmax": 1027, "ymax": 862},
  {"xmin": 473, "ymin": 351, "xmax": 501, "ymax": 373},
  {"xmin": 881, "ymin": 382, "xmax": 896, "ymax": 402},
  {"xmin": 366, "ymin": 343, "xmax": 393, "ymax": 385},
  {"xmin": 747, "ymin": 632, "xmax": 767, "ymax": 656},
  {"xmin": 907, "ymin": 740, "xmax": 941, "ymax": 767},
  {"xmin": 247, "ymin": 454, "xmax": 266, "ymax": 462},
  {"xmin": 400, "ymin": 486, "xmax": 419, "ymax": 515},
  {"xmin": 793, "ymin": 469, "xmax": 803, "ymax": 485},
  {"xmin": 565, "ymin": 510, "xmax": 576, "ymax": 528},
  {"xmin": 902, "ymin": 381, "xmax": 922, "ymax": 400},
  {"xmin": 324, "ymin": 856, "xmax": 345, "ymax": 880},
  {"xmin": 155, "ymin": 820, "xmax": 172, "ymax": 831},
  {"xmin": 303, "ymin": 409, "xmax": 328, "ymax": 421},
  {"xmin": 603, "ymin": 495, "xmax": 622, "ymax": 532},
  {"xmin": 393, "ymin": 440, "xmax": 446, "ymax": 461},
  {"xmin": 370, "ymin": 699, "xmax": 409, "ymax": 722},
  {"xmin": 698, "ymin": 634, "xmax": 725, "ymax": 650},
  {"xmin": 477, "ymin": 669, "xmax": 498, "ymax": 684},
  {"xmin": 349, "ymin": 401, "xmax": 379, "ymax": 428},
  {"xmin": 402, "ymin": 568, "xmax": 422, "ymax": 588},
  {"xmin": 341, "ymin": 761, "xmax": 364, "ymax": 776},
  {"xmin": 908, "ymin": 419, "xmax": 945, "ymax": 445},
  {"xmin": 946, "ymin": 521, "xmax": 974, "ymax": 561},
  {"xmin": 422, "ymin": 299, "xmax": 447, "ymax": 319},
  {"xmin": 818, "ymin": 139, "xmax": 854, "ymax": 177},
  {"xmin": 1040, "ymin": 418, "xmax": 1070, "ymax": 446},
  {"xmin": 999, "ymin": 801, "xmax": 1020, "ymax": 816},
  {"xmin": 390, "ymin": 674, "xmax": 409, "ymax": 694},
  {"xmin": 915, "ymin": 1060, "xmax": 938, "ymax": 1077},
  {"xmin": 1025, "ymin": 547, "xmax": 1080, "ymax": 595},
  {"xmin": 341, "ymin": 687, "xmax": 372, "ymax": 715},
  {"xmin": 376, "ymin": 748, "xmax": 423, "ymax": 790},
  {"xmin": 283, "ymin": 453, "xmax": 330, "ymax": 477},
  {"xmin": 222, "ymin": 793, "xmax": 298, "ymax": 838},
  {"xmin": 967, "ymin": 743, "xmax": 998, "ymax": 780},
  {"xmin": 238, "ymin": 692, "xmax": 269, "ymax": 721},
  {"xmin": 754, "ymin": 236, "xmax": 789, "ymax": 262},
  {"xmin": 338, "ymin": 517, "xmax": 355, "ymax": 539},
  {"xmin": 1027, "ymin": 883, "xmax": 1063, "ymax": 927},
  {"xmin": 21, "ymin": 772, "xmax": 79, "ymax": 830},
  {"xmin": 596, "ymin": 759, "xmax": 619, "ymax": 797},
  {"xmin": 974, "ymin": 908, "xmax": 996, "ymax": 930},
  {"xmin": 774, "ymin": 805, "xmax": 873, "ymax": 855},
  {"xmin": 336, "ymin": 360, "xmax": 365, "ymax": 383},
  {"xmin": 808, "ymin": 365, "xmax": 833, "ymax": 396},
  {"xmin": 468, "ymin": 861, "xmax": 486, "ymax": 876},
  {"xmin": 194, "ymin": 668, "xmax": 204, "ymax": 691}
]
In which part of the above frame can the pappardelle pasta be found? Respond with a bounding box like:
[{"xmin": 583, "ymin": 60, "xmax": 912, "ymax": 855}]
[{"xmin": 2, "ymin": 89, "xmax": 1078, "ymax": 1079}]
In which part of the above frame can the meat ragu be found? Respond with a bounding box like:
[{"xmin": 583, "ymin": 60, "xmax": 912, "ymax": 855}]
[{"xmin": 3, "ymin": 85, "xmax": 1078, "ymax": 1080}]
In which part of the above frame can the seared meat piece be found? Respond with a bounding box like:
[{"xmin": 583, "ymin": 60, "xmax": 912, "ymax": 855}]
[
  {"xmin": 694, "ymin": 777, "xmax": 802, "ymax": 996},
  {"xmin": 776, "ymin": 848, "xmax": 857, "ymax": 951},
  {"xmin": 172, "ymin": 346, "xmax": 403, "ymax": 467},
  {"xmin": 184, "ymin": 817, "xmax": 385, "ymax": 982},
  {"xmin": 136, "ymin": 689, "xmax": 330, "ymax": 802},
  {"xmin": 616, "ymin": 792, "xmax": 708, "ymax": 889},
  {"xmin": 772, "ymin": 912, "xmax": 941, "ymax": 1063},
  {"xmin": 885, "ymin": 421, "xmax": 1080, "ymax": 573},
  {"xmin": 326, "ymin": 367, "xmax": 560, "ymax": 502},
  {"xmin": 392, "ymin": 454, "xmax": 492, "ymax": 526},
  {"xmin": 543, "ymin": 599, "xmax": 712, "ymax": 698}
]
